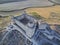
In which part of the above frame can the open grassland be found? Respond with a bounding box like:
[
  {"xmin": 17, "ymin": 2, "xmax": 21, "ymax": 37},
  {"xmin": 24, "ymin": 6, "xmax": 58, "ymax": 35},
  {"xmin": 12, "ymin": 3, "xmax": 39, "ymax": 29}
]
[
  {"xmin": 26, "ymin": 5, "xmax": 60, "ymax": 18},
  {"xmin": 0, "ymin": 5, "xmax": 60, "ymax": 30},
  {"xmin": 0, "ymin": 16, "xmax": 11, "ymax": 29},
  {"xmin": 26, "ymin": 5, "xmax": 60, "ymax": 24}
]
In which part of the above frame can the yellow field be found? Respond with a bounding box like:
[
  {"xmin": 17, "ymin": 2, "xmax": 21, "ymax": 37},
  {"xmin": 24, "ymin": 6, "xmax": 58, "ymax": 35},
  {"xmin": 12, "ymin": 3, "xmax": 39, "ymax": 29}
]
[
  {"xmin": 0, "ymin": 16, "xmax": 11, "ymax": 29},
  {"xmin": 26, "ymin": 5, "xmax": 60, "ymax": 18},
  {"xmin": 26, "ymin": 5, "xmax": 60, "ymax": 24},
  {"xmin": 0, "ymin": 5, "xmax": 60, "ymax": 29}
]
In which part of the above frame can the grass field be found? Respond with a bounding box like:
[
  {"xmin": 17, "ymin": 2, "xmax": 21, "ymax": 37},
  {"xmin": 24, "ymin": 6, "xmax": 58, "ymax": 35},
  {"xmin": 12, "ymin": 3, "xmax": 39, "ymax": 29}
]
[
  {"xmin": 0, "ymin": 5, "xmax": 60, "ymax": 30},
  {"xmin": 0, "ymin": 16, "xmax": 11, "ymax": 29},
  {"xmin": 26, "ymin": 5, "xmax": 60, "ymax": 24}
]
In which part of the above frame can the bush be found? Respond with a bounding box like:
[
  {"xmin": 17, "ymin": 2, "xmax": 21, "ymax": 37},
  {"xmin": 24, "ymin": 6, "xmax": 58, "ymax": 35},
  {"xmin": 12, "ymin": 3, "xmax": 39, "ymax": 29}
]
[{"xmin": 31, "ymin": 12, "xmax": 44, "ymax": 20}]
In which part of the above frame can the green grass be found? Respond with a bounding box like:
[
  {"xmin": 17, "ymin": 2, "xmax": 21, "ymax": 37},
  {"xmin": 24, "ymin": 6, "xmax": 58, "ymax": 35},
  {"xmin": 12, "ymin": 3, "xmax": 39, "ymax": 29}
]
[{"xmin": 31, "ymin": 12, "xmax": 46, "ymax": 20}]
